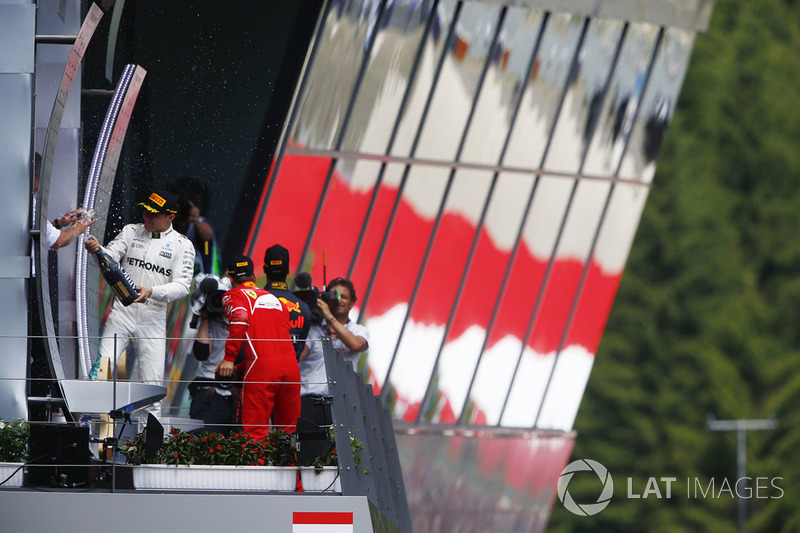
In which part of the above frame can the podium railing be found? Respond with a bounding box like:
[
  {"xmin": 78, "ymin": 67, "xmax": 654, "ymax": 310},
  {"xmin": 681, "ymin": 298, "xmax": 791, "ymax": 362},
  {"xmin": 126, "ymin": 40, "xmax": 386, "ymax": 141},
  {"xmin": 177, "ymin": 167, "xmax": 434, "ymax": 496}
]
[
  {"xmin": 323, "ymin": 335, "xmax": 412, "ymax": 533},
  {"xmin": 1, "ymin": 332, "xmax": 411, "ymax": 533}
]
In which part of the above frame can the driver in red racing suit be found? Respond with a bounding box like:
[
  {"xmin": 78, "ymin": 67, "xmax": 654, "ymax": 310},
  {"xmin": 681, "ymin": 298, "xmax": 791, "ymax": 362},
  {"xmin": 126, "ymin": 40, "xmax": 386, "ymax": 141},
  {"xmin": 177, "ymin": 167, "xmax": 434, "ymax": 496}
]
[{"xmin": 216, "ymin": 255, "xmax": 300, "ymax": 439}]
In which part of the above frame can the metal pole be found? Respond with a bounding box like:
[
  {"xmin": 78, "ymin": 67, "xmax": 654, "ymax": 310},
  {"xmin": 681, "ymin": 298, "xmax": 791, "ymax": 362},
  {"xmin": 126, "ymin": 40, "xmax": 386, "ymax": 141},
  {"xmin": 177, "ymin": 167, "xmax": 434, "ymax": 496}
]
[
  {"xmin": 706, "ymin": 416, "xmax": 777, "ymax": 533},
  {"xmin": 736, "ymin": 427, "xmax": 746, "ymax": 533}
]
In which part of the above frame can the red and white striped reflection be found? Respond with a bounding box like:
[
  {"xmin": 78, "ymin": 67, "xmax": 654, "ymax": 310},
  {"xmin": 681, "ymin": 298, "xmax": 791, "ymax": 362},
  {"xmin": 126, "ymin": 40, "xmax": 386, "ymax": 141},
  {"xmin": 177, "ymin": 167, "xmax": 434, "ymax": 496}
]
[{"xmin": 246, "ymin": 152, "xmax": 641, "ymax": 432}]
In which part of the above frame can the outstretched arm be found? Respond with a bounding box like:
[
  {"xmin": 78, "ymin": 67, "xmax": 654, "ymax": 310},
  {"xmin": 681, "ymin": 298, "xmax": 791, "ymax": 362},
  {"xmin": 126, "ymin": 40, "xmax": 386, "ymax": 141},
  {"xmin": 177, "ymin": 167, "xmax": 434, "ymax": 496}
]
[{"xmin": 52, "ymin": 217, "xmax": 96, "ymax": 249}]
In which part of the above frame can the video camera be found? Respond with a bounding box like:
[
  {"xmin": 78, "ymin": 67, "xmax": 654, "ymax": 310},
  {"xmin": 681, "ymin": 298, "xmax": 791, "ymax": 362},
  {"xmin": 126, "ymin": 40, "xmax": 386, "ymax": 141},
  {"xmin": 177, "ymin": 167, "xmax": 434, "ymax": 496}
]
[
  {"xmin": 293, "ymin": 271, "xmax": 340, "ymax": 320},
  {"xmin": 189, "ymin": 273, "xmax": 231, "ymax": 328}
]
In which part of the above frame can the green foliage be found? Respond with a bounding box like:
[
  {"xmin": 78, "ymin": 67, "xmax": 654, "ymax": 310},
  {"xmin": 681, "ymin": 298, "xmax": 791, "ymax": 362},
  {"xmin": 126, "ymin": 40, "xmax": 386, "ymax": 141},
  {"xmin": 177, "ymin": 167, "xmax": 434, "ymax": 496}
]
[
  {"xmin": 550, "ymin": 0, "xmax": 800, "ymax": 530},
  {"xmin": 0, "ymin": 419, "xmax": 29, "ymax": 462},
  {"xmin": 119, "ymin": 426, "xmax": 366, "ymax": 476},
  {"xmin": 119, "ymin": 427, "xmax": 295, "ymax": 466},
  {"xmin": 306, "ymin": 427, "xmax": 368, "ymax": 476}
]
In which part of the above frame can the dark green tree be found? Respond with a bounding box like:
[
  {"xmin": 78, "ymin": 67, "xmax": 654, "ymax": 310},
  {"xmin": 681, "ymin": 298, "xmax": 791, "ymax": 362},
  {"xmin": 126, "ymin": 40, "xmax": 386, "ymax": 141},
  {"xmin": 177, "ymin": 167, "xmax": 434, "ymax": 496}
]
[{"xmin": 549, "ymin": 0, "xmax": 800, "ymax": 530}]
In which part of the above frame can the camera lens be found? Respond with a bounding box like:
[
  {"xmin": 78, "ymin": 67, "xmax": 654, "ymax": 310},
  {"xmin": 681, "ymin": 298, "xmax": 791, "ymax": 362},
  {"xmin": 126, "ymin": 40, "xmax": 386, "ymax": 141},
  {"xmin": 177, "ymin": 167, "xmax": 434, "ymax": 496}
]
[{"xmin": 199, "ymin": 277, "xmax": 219, "ymax": 293}]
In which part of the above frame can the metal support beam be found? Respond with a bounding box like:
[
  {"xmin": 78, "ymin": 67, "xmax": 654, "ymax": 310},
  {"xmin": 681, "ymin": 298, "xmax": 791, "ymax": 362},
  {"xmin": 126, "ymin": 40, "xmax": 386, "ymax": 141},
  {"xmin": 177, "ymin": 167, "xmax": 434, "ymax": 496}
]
[{"xmin": 707, "ymin": 416, "xmax": 778, "ymax": 533}]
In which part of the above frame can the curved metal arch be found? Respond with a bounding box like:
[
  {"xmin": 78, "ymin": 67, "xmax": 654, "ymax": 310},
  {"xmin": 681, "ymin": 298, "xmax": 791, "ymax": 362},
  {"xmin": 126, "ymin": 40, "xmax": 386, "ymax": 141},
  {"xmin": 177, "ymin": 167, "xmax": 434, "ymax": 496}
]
[
  {"xmin": 34, "ymin": 4, "xmax": 103, "ymax": 387},
  {"xmin": 75, "ymin": 64, "xmax": 147, "ymax": 379}
]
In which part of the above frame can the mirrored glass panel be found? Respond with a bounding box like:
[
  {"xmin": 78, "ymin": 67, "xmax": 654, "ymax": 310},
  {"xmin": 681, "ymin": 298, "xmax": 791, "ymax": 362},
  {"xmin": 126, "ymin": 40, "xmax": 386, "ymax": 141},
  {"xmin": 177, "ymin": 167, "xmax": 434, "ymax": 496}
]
[
  {"xmin": 391, "ymin": 0, "xmax": 460, "ymax": 158},
  {"xmin": 339, "ymin": 1, "xmax": 436, "ymax": 155},
  {"xmin": 518, "ymin": 177, "xmax": 610, "ymax": 429},
  {"xmin": 415, "ymin": 2, "xmax": 503, "ymax": 163},
  {"xmin": 543, "ymin": 18, "xmax": 625, "ymax": 174},
  {"xmin": 398, "ymin": 429, "xmax": 574, "ymax": 532},
  {"xmin": 503, "ymin": 12, "xmax": 585, "ymax": 172},
  {"xmin": 289, "ymin": 1, "xmax": 379, "ymax": 150},
  {"xmin": 436, "ymin": 171, "xmax": 537, "ymax": 425},
  {"xmin": 247, "ymin": 152, "xmax": 333, "ymax": 279},
  {"xmin": 459, "ymin": 7, "xmax": 543, "ymax": 167},
  {"xmin": 391, "ymin": 167, "xmax": 493, "ymax": 423},
  {"xmin": 362, "ymin": 164, "xmax": 452, "ymax": 416},
  {"xmin": 499, "ymin": 343, "xmax": 555, "ymax": 428},
  {"xmin": 569, "ymin": 181, "xmax": 649, "ymax": 357},
  {"xmin": 491, "ymin": 174, "xmax": 572, "ymax": 427},
  {"xmin": 348, "ymin": 161, "xmax": 406, "ymax": 392},
  {"xmin": 582, "ymin": 22, "xmax": 660, "ymax": 177},
  {"xmin": 537, "ymin": 181, "xmax": 649, "ymax": 430},
  {"xmin": 619, "ymin": 27, "xmax": 695, "ymax": 183},
  {"xmin": 387, "ymin": 167, "xmax": 493, "ymax": 422},
  {"xmin": 496, "ymin": 175, "xmax": 604, "ymax": 427},
  {"xmin": 301, "ymin": 157, "xmax": 384, "ymax": 289}
]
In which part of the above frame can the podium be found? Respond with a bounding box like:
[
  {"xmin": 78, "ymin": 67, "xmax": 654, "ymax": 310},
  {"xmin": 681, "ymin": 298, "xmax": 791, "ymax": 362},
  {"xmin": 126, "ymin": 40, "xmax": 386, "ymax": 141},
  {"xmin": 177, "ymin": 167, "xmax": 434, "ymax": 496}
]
[{"xmin": 60, "ymin": 380, "xmax": 166, "ymax": 414}]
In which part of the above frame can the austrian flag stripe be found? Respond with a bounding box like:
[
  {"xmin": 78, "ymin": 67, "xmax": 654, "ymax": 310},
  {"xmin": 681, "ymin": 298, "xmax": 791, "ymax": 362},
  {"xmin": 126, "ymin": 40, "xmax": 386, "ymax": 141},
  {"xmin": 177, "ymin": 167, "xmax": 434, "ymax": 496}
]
[{"xmin": 292, "ymin": 512, "xmax": 354, "ymax": 532}]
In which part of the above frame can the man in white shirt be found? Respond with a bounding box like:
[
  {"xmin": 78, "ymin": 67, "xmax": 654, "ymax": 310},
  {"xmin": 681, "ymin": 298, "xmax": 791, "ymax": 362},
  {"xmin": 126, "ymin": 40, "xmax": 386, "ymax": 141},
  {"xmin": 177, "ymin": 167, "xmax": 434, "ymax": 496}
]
[
  {"xmin": 46, "ymin": 209, "xmax": 95, "ymax": 249},
  {"xmin": 299, "ymin": 277, "xmax": 369, "ymax": 427}
]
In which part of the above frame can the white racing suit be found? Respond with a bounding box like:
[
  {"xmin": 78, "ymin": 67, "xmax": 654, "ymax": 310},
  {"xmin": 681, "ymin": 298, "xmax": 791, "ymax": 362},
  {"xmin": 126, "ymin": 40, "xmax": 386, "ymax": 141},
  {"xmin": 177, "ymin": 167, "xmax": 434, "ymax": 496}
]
[{"xmin": 90, "ymin": 223, "xmax": 195, "ymax": 419}]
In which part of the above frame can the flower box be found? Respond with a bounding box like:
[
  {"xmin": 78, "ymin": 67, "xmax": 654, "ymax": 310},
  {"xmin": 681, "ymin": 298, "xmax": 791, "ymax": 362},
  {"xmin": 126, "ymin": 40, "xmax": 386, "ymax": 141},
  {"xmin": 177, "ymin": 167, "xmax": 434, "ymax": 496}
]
[
  {"xmin": 132, "ymin": 464, "xmax": 298, "ymax": 491},
  {"xmin": 0, "ymin": 462, "xmax": 24, "ymax": 488},
  {"xmin": 299, "ymin": 466, "xmax": 341, "ymax": 493}
]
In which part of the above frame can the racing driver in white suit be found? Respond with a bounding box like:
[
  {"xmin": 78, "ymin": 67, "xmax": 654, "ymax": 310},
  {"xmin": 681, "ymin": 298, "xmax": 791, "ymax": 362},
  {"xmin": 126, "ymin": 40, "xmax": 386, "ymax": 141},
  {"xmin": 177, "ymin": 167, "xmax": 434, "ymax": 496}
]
[{"xmin": 85, "ymin": 189, "xmax": 195, "ymax": 420}]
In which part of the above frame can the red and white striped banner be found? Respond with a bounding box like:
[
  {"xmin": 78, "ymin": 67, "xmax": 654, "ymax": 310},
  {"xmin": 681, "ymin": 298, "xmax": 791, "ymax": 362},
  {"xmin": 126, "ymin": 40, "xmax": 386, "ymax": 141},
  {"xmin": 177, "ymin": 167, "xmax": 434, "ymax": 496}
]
[{"xmin": 293, "ymin": 512, "xmax": 354, "ymax": 532}]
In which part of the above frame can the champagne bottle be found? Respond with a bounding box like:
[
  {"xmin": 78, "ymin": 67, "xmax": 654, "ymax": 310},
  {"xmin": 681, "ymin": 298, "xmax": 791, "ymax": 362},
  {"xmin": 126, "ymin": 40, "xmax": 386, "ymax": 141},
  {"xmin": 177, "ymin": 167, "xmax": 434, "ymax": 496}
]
[{"xmin": 92, "ymin": 247, "xmax": 140, "ymax": 306}]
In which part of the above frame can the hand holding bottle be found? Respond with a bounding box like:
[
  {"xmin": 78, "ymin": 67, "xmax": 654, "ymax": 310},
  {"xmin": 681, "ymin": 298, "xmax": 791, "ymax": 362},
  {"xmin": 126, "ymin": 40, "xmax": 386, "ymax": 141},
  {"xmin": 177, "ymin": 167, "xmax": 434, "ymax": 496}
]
[
  {"xmin": 134, "ymin": 286, "xmax": 152, "ymax": 304},
  {"xmin": 85, "ymin": 234, "xmax": 101, "ymax": 253},
  {"xmin": 85, "ymin": 235, "xmax": 140, "ymax": 306}
]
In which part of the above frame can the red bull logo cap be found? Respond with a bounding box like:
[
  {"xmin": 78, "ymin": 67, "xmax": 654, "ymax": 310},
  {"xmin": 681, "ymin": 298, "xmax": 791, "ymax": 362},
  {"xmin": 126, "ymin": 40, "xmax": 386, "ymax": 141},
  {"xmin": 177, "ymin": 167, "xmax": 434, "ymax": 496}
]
[{"xmin": 264, "ymin": 244, "xmax": 290, "ymax": 276}]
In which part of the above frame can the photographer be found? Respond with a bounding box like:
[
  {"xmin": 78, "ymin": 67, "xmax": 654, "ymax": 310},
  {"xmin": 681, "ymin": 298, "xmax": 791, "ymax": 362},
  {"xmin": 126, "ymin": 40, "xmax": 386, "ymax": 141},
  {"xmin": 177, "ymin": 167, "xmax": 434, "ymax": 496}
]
[
  {"xmin": 299, "ymin": 277, "xmax": 369, "ymax": 427},
  {"xmin": 187, "ymin": 273, "xmax": 236, "ymax": 434}
]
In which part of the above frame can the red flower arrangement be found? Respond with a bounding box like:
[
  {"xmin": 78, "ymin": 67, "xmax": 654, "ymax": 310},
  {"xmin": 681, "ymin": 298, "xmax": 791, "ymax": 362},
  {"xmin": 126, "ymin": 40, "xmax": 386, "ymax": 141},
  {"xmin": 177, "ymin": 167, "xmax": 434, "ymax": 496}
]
[{"xmin": 119, "ymin": 427, "xmax": 295, "ymax": 467}]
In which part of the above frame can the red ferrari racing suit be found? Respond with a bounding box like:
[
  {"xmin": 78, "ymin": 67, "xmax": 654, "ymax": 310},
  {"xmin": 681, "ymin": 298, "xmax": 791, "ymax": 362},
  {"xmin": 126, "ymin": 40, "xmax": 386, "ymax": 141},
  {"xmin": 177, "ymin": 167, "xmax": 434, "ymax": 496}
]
[{"xmin": 223, "ymin": 281, "xmax": 300, "ymax": 438}]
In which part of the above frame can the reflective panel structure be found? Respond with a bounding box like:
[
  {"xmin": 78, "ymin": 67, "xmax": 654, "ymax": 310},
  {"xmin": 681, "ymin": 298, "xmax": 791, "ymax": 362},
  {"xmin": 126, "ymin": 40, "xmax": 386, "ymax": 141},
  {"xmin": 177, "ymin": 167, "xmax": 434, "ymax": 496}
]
[
  {"xmin": 290, "ymin": 2, "xmax": 379, "ymax": 151},
  {"xmin": 246, "ymin": 1, "xmax": 712, "ymax": 529},
  {"xmin": 619, "ymin": 26, "xmax": 696, "ymax": 182}
]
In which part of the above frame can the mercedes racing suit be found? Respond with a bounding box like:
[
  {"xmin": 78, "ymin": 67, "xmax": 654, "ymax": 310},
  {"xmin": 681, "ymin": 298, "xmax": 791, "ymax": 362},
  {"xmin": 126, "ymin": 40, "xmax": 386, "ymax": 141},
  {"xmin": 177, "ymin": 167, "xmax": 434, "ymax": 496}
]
[
  {"xmin": 92, "ymin": 223, "xmax": 195, "ymax": 419},
  {"xmin": 223, "ymin": 281, "xmax": 300, "ymax": 438}
]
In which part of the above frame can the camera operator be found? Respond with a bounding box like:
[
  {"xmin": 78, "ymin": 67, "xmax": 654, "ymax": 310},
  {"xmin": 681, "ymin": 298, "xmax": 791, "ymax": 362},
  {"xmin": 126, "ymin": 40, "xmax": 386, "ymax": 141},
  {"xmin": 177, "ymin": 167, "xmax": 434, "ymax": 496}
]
[
  {"xmin": 299, "ymin": 277, "xmax": 369, "ymax": 427},
  {"xmin": 187, "ymin": 273, "xmax": 236, "ymax": 434}
]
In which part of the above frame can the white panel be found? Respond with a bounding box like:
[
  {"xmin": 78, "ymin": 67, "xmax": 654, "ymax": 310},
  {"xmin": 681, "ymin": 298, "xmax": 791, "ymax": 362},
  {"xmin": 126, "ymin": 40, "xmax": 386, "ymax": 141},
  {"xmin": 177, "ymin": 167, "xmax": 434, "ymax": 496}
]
[
  {"xmin": 0, "ymin": 75, "xmax": 34, "ymax": 252},
  {"xmin": 468, "ymin": 335, "xmax": 523, "ymax": 424},
  {"xmin": 594, "ymin": 182, "xmax": 651, "ymax": 276},
  {"xmin": 402, "ymin": 165, "xmax": 451, "ymax": 219},
  {"xmin": 499, "ymin": 347, "xmax": 555, "ymax": 427},
  {"xmin": 557, "ymin": 178, "xmax": 611, "ymax": 259},
  {"xmin": 521, "ymin": 175, "xmax": 573, "ymax": 258},
  {"xmin": 535, "ymin": 345, "xmax": 595, "ymax": 430},
  {"xmin": 483, "ymin": 171, "xmax": 536, "ymax": 251},
  {"xmin": 445, "ymin": 167, "xmax": 494, "ymax": 225},
  {"xmin": 366, "ymin": 303, "xmax": 407, "ymax": 392},
  {"xmin": 0, "ymin": 4, "xmax": 34, "ymax": 73}
]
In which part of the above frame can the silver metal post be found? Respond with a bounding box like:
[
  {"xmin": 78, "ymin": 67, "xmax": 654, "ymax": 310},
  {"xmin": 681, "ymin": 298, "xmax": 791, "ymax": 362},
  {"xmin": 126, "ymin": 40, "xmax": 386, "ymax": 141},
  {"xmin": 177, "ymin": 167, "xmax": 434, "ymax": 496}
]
[{"xmin": 707, "ymin": 416, "xmax": 777, "ymax": 533}]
